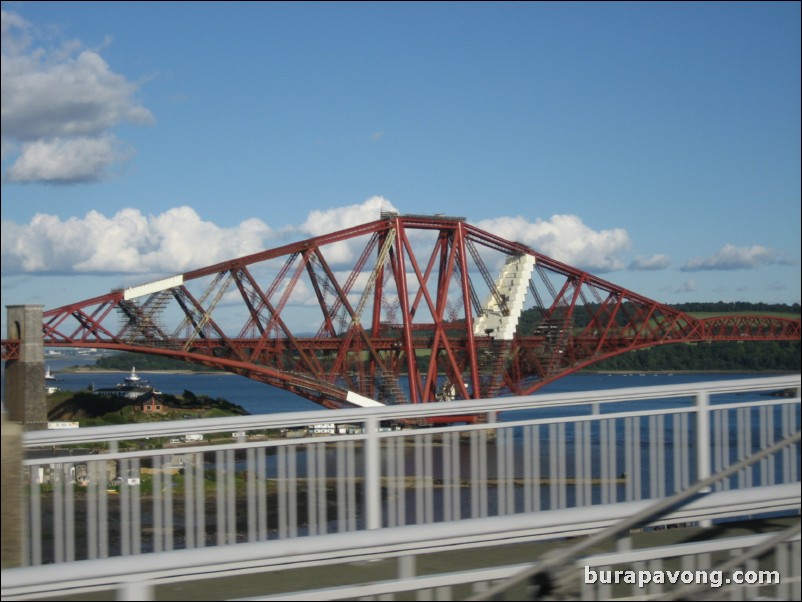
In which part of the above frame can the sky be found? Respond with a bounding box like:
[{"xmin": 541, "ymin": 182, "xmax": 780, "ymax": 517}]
[{"xmin": 2, "ymin": 1, "xmax": 800, "ymax": 335}]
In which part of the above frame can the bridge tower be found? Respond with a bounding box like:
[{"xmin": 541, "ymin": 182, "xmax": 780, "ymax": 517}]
[{"xmin": 4, "ymin": 305, "xmax": 47, "ymax": 430}]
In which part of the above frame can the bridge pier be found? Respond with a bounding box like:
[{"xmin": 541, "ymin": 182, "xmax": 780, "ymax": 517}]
[
  {"xmin": 2, "ymin": 304, "xmax": 42, "ymax": 570},
  {"xmin": 4, "ymin": 305, "xmax": 47, "ymax": 430}
]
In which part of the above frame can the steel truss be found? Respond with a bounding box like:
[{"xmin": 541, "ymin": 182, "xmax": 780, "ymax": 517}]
[{"xmin": 35, "ymin": 214, "xmax": 801, "ymax": 408}]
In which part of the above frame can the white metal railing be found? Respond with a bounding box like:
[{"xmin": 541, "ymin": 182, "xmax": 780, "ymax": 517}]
[
  {"xmin": 2, "ymin": 485, "xmax": 799, "ymax": 600},
  {"xmin": 17, "ymin": 375, "xmax": 801, "ymax": 567},
  {"xmin": 468, "ymin": 426, "xmax": 802, "ymax": 601}
]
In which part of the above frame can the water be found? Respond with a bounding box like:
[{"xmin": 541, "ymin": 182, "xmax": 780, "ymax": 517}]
[
  {"xmin": 6, "ymin": 355, "xmax": 321, "ymax": 414},
  {"xmin": 7, "ymin": 354, "xmax": 780, "ymax": 416}
]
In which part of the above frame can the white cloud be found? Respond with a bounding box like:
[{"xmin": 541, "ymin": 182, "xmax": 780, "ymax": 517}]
[
  {"xmin": 298, "ymin": 196, "xmax": 397, "ymax": 237},
  {"xmin": 295, "ymin": 196, "xmax": 398, "ymax": 265},
  {"xmin": 0, "ymin": 9, "xmax": 30, "ymax": 53},
  {"xmin": 475, "ymin": 214, "xmax": 631, "ymax": 273},
  {"xmin": 0, "ymin": 198, "xmax": 399, "ymax": 277},
  {"xmin": 1, "ymin": 207, "xmax": 271, "ymax": 275},
  {"xmin": 680, "ymin": 244, "xmax": 795, "ymax": 271},
  {"xmin": 1, "ymin": 9, "xmax": 153, "ymax": 183},
  {"xmin": 629, "ymin": 254, "xmax": 672, "ymax": 271},
  {"xmin": 0, "ymin": 198, "xmax": 643, "ymax": 309},
  {"xmin": 5, "ymin": 136, "xmax": 130, "ymax": 183}
]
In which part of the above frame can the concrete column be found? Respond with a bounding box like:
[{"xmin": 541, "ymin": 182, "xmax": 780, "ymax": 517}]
[
  {"xmin": 1, "ymin": 412, "xmax": 25, "ymax": 567},
  {"xmin": 5, "ymin": 305, "xmax": 48, "ymax": 430}
]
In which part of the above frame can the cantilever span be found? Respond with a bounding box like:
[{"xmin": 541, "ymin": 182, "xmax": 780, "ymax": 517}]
[{"xmin": 30, "ymin": 213, "xmax": 801, "ymax": 408}]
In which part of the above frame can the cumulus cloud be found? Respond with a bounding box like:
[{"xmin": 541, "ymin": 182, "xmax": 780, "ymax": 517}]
[
  {"xmin": 5, "ymin": 136, "xmax": 130, "ymax": 183},
  {"xmin": 298, "ymin": 196, "xmax": 397, "ymax": 237},
  {"xmin": 1, "ymin": 207, "xmax": 271, "ymax": 275},
  {"xmin": 295, "ymin": 196, "xmax": 398, "ymax": 264},
  {"xmin": 0, "ymin": 197, "xmax": 636, "ymax": 304},
  {"xmin": 629, "ymin": 254, "xmax": 672, "ymax": 271},
  {"xmin": 1, "ymin": 9, "xmax": 153, "ymax": 183},
  {"xmin": 680, "ymin": 244, "xmax": 795, "ymax": 271},
  {"xmin": 475, "ymin": 214, "xmax": 631, "ymax": 272},
  {"xmin": 1, "ymin": 198, "xmax": 402, "ymax": 277}
]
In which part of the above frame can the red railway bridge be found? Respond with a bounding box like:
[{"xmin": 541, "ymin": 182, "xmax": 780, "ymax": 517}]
[{"xmin": 4, "ymin": 213, "xmax": 799, "ymax": 409}]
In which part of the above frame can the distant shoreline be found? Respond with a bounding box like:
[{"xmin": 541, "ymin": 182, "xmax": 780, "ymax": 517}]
[{"xmin": 62, "ymin": 366, "xmax": 225, "ymax": 375}]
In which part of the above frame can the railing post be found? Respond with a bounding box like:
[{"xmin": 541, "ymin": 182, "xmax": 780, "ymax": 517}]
[
  {"xmin": 696, "ymin": 390, "xmax": 712, "ymax": 527},
  {"xmin": 119, "ymin": 580, "xmax": 153, "ymax": 601},
  {"xmin": 696, "ymin": 391, "xmax": 711, "ymax": 486},
  {"xmin": 364, "ymin": 416, "xmax": 382, "ymax": 530}
]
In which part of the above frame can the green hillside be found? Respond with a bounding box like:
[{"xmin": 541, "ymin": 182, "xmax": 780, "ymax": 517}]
[{"xmin": 47, "ymin": 389, "xmax": 249, "ymax": 427}]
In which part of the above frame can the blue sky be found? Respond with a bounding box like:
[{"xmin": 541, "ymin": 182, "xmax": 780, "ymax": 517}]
[{"xmin": 2, "ymin": 1, "xmax": 800, "ymax": 331}]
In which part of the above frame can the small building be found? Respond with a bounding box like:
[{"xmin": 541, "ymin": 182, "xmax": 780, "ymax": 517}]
[
  {"xmin": 94, "ymin": 386, "xmax": 168, "ymax": 413},
  {"xmin": 134, "ymin": 393, "xmax": 167, "ymax": 414},
  {"xmin": 308, "ymin": 423, "xmax": 336, "ymax": 435},
  {"xmin": 307, "ymin": 423, "xmax": 363, "ymax": 435}
]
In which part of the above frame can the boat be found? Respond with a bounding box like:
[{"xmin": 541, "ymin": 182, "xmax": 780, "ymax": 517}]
[
  {"xmin": 95, "ymin": 367, "xmax": 154, "ymax": 401},
  {"xmin": 124, "ymin": 367, "xmax": 142, "ymax": 384},
  {"xmin": 45, "ymin": 366, "xmax": 57, "ymax": 381}
]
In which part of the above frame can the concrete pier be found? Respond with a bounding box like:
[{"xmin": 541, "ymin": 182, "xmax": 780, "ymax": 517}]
[{"xmin": 4, "ymin": 305, "xmax": 47, "ymax": 430}]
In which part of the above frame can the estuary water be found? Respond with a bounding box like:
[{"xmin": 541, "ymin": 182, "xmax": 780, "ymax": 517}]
[{"xmin": 14, "ymin": 355, "xmax": 785, "ymax": 417}]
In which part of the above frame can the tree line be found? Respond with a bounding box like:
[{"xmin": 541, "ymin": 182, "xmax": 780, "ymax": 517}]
[
  {"xmin": 96, "ymin": 353, "xmax": 209, "ymax": 371},
  {"xmin": 592, "ymin": 340, "xmax": 800, "ymax": 372},
  {"xmin": 518, "ymin": 301, "xmax": 799, "ymax": 332},
  {"xmin": 519, "ymin": 301, "xmax": 800, "ymax": 372}
]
